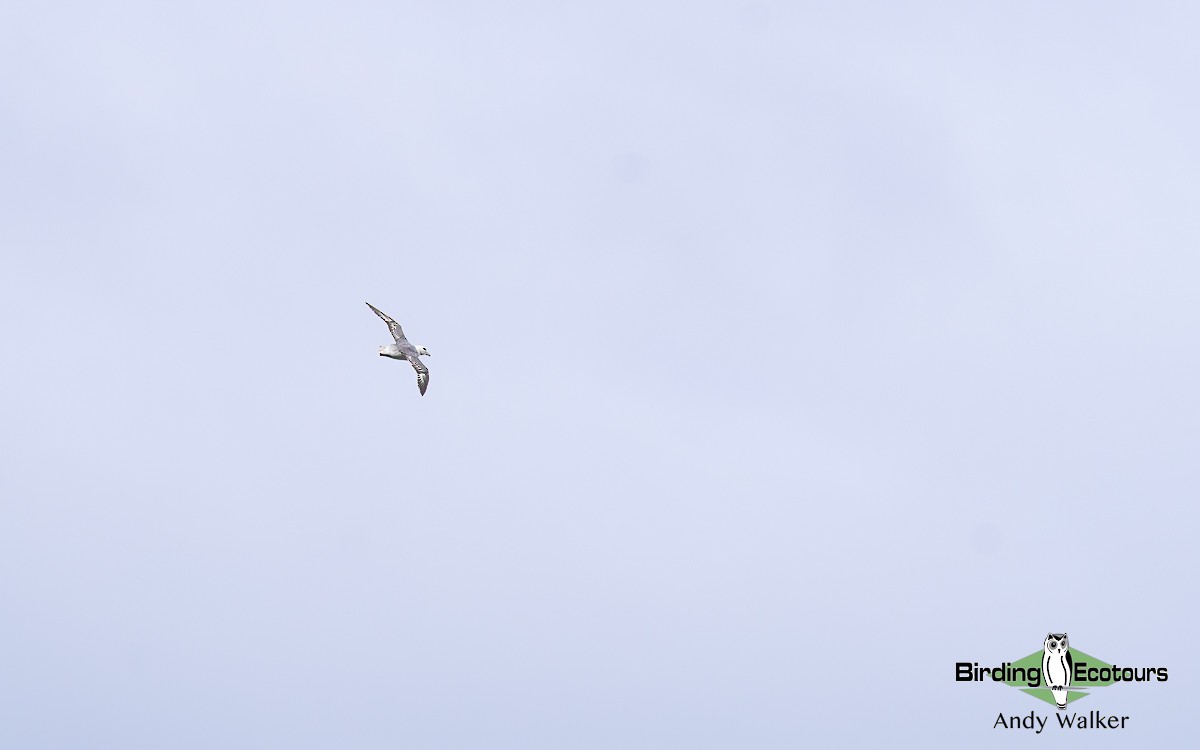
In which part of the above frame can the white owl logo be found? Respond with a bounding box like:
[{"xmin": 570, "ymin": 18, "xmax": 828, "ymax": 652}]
[{"xmin": 1042, "ymin": 632, "xmax": 1073, "ymax": 710}]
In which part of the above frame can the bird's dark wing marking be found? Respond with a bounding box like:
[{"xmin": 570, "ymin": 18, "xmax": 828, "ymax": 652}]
[
  {"xmin": 407, "ymin": 355, "xmax": 429, "ymax": 396},
  {"xmin": 366, "ymin": 302, "xmax": 408, "ymax": 343}
]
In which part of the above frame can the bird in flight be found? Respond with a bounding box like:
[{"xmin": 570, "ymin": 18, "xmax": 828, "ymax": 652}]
[{"xmin": 366, "ymin": 302, "xmax": 431, "ymax": 396}]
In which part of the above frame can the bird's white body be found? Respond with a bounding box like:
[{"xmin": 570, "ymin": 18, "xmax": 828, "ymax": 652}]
[{"xmin": 379, "ymin": 344, "xmax": 429, "ymax": 358}]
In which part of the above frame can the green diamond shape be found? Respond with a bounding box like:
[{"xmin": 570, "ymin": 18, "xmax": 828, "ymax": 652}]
[{"xmin": 1003, "ymin": 647, "xmax": 1117, "ymax": 705}]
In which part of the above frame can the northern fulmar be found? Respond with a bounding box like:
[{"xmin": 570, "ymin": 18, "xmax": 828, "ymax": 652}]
[{"xmin": 366, "ymin": 302, "xmax": 431, "ymax": 396}]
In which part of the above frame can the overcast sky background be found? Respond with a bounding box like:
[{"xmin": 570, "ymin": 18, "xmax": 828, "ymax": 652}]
[{"xmin": 2, "ymin": 1, "xmax": 1197, "ymax": 747}]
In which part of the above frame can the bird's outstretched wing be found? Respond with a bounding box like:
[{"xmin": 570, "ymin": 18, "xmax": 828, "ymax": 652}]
[
  {"xmin": 406, "ymin": 355, "xmax": 430, "ymax": 396},
  {"xmin": 366, "ymin": 302, "xmax": 409, "ymax": 343}
]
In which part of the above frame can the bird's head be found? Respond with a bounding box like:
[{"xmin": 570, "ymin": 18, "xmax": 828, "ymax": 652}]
[{"xmin": 417, "ymin": 346, "xmax": 431, "ymax": 356}]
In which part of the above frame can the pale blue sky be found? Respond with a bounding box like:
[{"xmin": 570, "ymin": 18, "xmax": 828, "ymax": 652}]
[{"xmin": 1, "ymin": 2, "xmax": 1196, "ymax": 746}]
